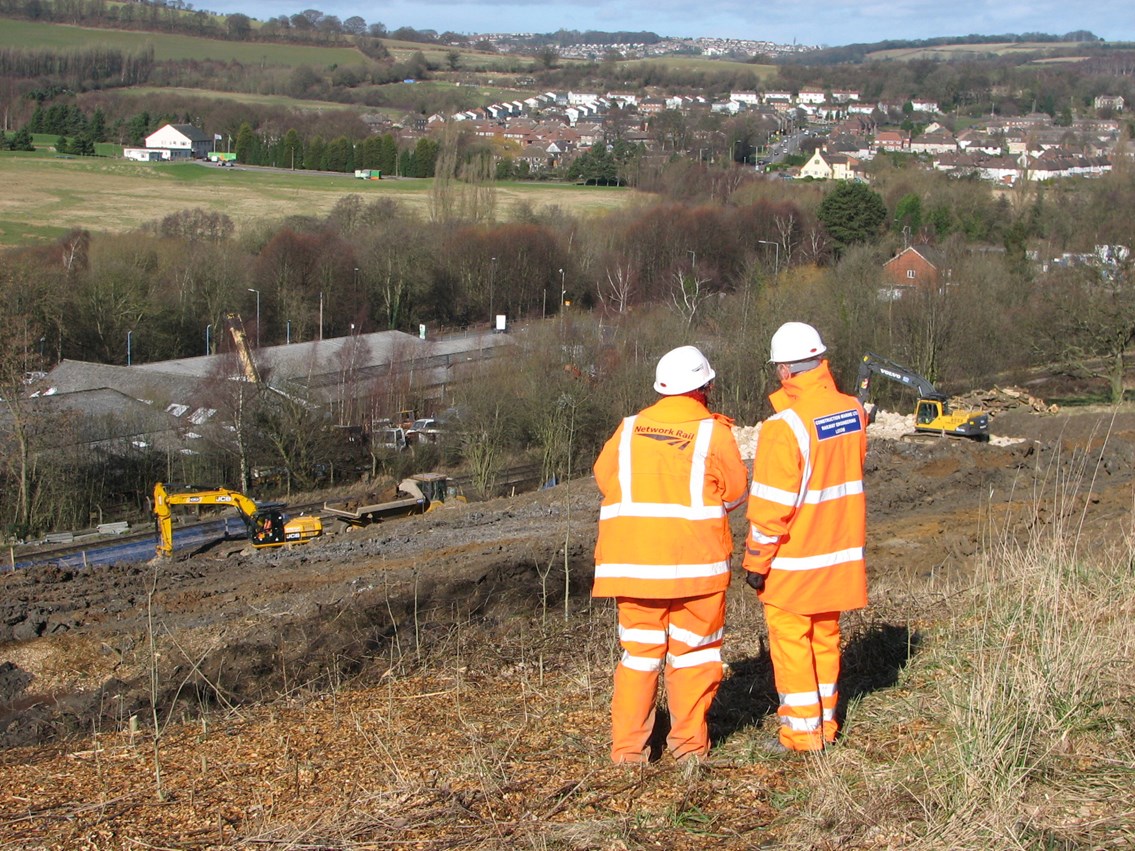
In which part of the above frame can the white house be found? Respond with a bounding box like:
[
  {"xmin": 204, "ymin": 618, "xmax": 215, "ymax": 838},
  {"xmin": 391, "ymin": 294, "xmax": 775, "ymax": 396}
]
[
  {"xmin": 144, "ymin": 123, "xmax": 213, "ymax": 159},
  {"xmin": 797, "ymin": 149, "xmax": 860, "ymax": 180}
]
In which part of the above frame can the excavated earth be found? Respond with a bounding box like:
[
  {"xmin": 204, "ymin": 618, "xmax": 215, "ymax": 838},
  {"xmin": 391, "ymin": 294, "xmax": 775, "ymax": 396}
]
[
  {"xmin": 3, "ymin": 395, "xmax": 1135, "ymax": 748},
  {"xmin": 1, "ymin": 390, "xmax": 1135, "ymax": 847}
]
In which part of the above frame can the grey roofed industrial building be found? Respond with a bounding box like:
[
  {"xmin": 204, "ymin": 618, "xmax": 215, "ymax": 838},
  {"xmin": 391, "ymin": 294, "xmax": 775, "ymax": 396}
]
[
  {"xmin": 2, "ymin": 388, "xmax": 189, "ymax": 455},
  {"xmin": 31, "ymin": 327, "xmax": 516, "ymax": 448}
]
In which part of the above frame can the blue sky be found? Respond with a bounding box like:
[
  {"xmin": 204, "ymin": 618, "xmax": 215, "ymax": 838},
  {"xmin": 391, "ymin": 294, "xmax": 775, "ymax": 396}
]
[{"xmin": 197, "ymin": 0, "xmax": 1134, "ymax": 46}]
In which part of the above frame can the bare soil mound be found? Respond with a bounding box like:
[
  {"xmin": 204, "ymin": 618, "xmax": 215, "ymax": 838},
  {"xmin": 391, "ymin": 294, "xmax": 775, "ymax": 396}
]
[{"xmin": 1, "ymin": 404, "xmax": 1133, "ymax": 847}]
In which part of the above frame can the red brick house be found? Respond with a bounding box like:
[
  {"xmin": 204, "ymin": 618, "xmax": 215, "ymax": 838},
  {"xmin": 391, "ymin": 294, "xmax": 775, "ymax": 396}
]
[{"xmin": 882, "ymin": 244, "xmax": 946, "ymax": 294}]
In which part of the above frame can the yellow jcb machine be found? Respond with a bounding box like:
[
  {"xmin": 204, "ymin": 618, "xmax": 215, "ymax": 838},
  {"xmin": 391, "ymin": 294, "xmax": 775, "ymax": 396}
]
[{"xmin": 152, "ymin": 482, "xmax": 323, "ymax": 558}]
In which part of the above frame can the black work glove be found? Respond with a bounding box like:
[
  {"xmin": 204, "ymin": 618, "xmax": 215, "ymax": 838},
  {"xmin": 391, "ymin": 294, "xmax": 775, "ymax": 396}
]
[{"xmin": 745, "ymin": 571, "xmax": 766, "ymax": 592}]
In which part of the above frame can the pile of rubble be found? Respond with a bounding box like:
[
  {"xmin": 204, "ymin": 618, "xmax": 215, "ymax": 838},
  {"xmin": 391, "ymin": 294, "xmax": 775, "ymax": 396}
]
[{"xmin": 950, "ymin": 385, "xmax": 1057, "ymax": 415}]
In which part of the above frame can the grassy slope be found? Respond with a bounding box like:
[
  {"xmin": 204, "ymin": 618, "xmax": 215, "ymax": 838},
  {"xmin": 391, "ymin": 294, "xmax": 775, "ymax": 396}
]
[
  {"xmin": 617, "ymin": 55, "xmax": 777, "ymax": 82},
  {"xmin": 0, "ymin": 471, "xmax": 1131, "ymax": 848},
  {"xmin": 866, "ymin": 41, "xmax": 1098, "ymax": 61},
  {"xmin": 0, "ymin": 152, "xmax": 635, "ymax": 245},
  {"xmin": 0, "ymin": 17, "xmax": 363, "ymax": 66}
]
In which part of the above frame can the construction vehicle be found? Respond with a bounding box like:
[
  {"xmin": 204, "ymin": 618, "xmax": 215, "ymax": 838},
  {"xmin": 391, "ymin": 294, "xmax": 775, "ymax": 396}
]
[
  {"xmin": 855, "ymin": 353, "xmax": 990, "ymax": 439},
  {"xmin": 152, "ymin": 482, "xmax": 323, "ymax": 558},
  {"xmin": 323, "ymin": 472, "xmax": 457, "ymax": 529}
]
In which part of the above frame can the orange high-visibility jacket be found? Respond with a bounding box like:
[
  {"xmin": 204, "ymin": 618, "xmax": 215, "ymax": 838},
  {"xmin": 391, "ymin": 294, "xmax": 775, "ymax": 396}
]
[
  {"xmin": 744, "ymin": 361, "xmax": 867, "ymax": 615},
  {"xmin": 592, "ymin": 395, "xmax": 748, "ymax": 600}
]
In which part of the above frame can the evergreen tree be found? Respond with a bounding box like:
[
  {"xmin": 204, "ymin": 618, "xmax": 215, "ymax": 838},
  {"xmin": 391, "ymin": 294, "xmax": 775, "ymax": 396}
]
[
  {"xmin": 306, "ymin": 135, "xmax": 326, "ymax": 170},
  {"xmin": 817, "ymin": 181, "xmax": 888, "ymax": 252},
  {"xmin": 378, "ymin": 134, "xmax": 398, "ymax": 175},
  {"xmin": 9, "ymin": 126, "xmax": 34, "ymax": 151},
  {"xmin": 89, "ymin": 108, "xmax": 107, "ymax": 142},
  {"xmin": 412, "ymin": 137, "xmax": 438, "ymax": 177},
  {"xmin": 234, "ymin": 122, "xmax": 255, "ymax": 163}
]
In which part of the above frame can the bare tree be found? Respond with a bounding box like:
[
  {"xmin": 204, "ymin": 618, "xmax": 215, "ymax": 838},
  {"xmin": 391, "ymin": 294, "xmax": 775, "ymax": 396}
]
[
  {"xmin": 599, "ymin": 263, "xmax": 636, "ymax": 315},
  {"xmin": 669, "ymin": 267, "xmax": 713, "ymax": 330}
]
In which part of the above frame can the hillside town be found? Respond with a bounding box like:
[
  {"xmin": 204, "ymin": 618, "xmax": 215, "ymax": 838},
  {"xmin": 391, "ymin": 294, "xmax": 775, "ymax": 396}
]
[
  {"xmin": 419, "ymin": 87, "xmax": 1127, "ymax": 185},
  {"xmin": 130, "ymin": 84, "xmax": 1127, "ymax": 187}
]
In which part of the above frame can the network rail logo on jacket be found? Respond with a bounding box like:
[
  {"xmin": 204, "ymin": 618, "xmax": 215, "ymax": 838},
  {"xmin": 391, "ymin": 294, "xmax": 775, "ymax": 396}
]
[{"xmin": 633, "ymin": 423, "xmax": 697, "ymax": 451}]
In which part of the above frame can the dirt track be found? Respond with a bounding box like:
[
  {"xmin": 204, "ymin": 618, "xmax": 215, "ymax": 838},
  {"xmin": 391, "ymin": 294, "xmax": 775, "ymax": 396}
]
[{"xmin": 2, "ymin": 403, "xmax": 1135, "ymax": 749}]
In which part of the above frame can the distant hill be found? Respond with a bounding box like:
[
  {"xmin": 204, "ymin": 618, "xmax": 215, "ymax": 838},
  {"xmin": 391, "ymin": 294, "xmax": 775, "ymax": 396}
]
[{"xmin": 792, "ymin": 31, "xmax": 1111, "ymax": 64}]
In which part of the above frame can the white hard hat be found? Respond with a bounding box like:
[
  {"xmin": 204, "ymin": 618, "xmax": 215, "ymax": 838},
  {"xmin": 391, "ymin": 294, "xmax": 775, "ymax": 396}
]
[
  {"xmin": 769, "ymin": 322, "xmax": 827, "ymax": 364},
  {"xmin": 654, "ymin": 346, "xmax": 716, "ymax": 395}
]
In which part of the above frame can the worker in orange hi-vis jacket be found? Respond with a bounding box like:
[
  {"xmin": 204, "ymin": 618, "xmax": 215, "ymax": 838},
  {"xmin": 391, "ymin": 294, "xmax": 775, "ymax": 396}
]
[
  {"xmin": 592, "ymin": 346, "xmax": 749, "ymax": 764},
  {"xmin": 743, "ymin": 322, "xmax": 868, "ymax": 753}
]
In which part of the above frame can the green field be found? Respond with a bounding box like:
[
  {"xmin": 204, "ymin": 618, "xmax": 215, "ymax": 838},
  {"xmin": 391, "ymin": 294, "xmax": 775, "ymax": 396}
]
[
  {"xmin": 616, "ymin": 56, "xmax": 777, "ymax": 82},
  {"xmin": 867, "ymin": 41, "xmax": 1096, "ymax": 61},
  {"xmin": 0, "ymin": 18, "xmax": 363, "ymax": 67},
  {"xmin": 117, "ymin": 86, "xmax": 369, "ymax": 113},
  {"xmin": 0, "ymin": 152, "xmax": 636, "ymax": 247}
]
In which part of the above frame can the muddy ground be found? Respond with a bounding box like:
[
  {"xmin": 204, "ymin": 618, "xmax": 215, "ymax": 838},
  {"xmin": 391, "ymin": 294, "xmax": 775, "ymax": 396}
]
[{"xmin": 2, "ymin": 398, "xmax": 1135, "ymax": 752}]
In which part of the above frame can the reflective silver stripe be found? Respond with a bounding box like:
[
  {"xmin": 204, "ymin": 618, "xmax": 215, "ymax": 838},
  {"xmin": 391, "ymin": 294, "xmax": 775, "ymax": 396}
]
[
  {"xmin": 724, "ymin": 493, "xmax": 746, "ymax": 511},
  {"xmin": 616, "ymin": 415, "xmax": 636, "ymax": 501},
  {"xmin": 818, "ymin": 683, "xmax": 837, "ymax": 698},
  {"xmin": 779, "ymin": 714, "xmax": 821, "ymax": 731},
  {"xmin": 619, "ymin": 626, "xmax": 666, "ymax": 645},
  {"xmin": 600, "ymin": 503, "xmax": 725, "ymax": 521},
  {"xmin": 667, "ymin": 647, "xmax": 721, "ymax": 669},
  {"xmin": 803, "ymin": 479, "xmax": 864, "ymax": 504},
  {"xmin": 778, "ymin": 408, "xmax": 813, "ymax": 506},
  {"xmin": 668, "ymin": 624, "xmax": 723, "ymax": 648},
  {"xmin": 749, "ymin": 481, "xmax": 797, "ymax": 506},
  {"xmin": 771, "ymin": 547, "xmax": 864, "ymax": 572},
  {"xmin": 781, "ymin": 690, "xmax": 820, "ymax": 708},
  {"xmin": 823, "ymin": 708, "xmax": 835, "ymax": 721},
  {"xmin": 620, "ymin": 651, "xmax": 663, "ymax": 672},
  {"xmin": 594, "ymin": 560, "xmax": 730, "ymax": 581},
  {"xmin": 749, "ymin": 524, "xmax": 779, "ymax": 545},
  {"xmin": 688, "ymin": 419, "xmax": 713, "ymax": 509}
]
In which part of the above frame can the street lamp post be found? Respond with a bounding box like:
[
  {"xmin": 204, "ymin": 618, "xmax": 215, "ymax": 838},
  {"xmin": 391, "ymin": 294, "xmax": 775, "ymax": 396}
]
[
  {"xmin": 757, "ymin": 240, "xmax": 780, "ymax": 277},
  {"xmin": 247, "ymin": 288, "xmax": 260, "ymax": 347},
  {"xmin": 205, "ymin": 323, "xmax": 212, "ymax": 356},
  {"xmin": 489, "ymin": 256, "xmax": 497, "ymax": 328},
  {"xmin": 127, "ymin": 330, "xmax": 132, "ymax": 366},
  {"xmin": 319, "ymin": 291, "xmax": 324, "ymax": 341}
]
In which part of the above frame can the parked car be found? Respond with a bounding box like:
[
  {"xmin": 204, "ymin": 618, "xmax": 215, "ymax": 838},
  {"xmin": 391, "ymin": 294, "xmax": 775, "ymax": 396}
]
[
  {"xmin": 374, "ymin": 426, "xmax": 408, "ymax": 452},
  {"xmin": 407, "ymin": 418, "xmax": 442, "ymax": 443}
]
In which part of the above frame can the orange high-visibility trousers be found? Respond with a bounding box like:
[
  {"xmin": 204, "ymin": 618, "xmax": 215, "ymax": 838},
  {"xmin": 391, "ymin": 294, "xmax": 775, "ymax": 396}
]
[
  {"xmin": 764, "ymin": 602, "xmax": 841, "ymax": 752},
  {"xmin": 611, "ymin": 592, "xmax": 725, "ymax": 762}
]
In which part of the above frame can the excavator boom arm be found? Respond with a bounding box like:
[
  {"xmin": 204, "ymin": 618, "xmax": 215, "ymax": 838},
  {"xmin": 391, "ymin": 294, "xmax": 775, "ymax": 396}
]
[
  {"xmin": 856, "ymin": 352, "xmax": 945, "ymax": 404},
  {"xmin": 153, "ymin": 482, "xmax": 261, "ymax": 557}
]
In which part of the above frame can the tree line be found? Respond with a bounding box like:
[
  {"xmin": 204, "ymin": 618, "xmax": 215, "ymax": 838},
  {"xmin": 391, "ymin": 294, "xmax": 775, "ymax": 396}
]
[{"xmin": 2, "ymin": 150, "xmax": 1134, "ymax": 540}]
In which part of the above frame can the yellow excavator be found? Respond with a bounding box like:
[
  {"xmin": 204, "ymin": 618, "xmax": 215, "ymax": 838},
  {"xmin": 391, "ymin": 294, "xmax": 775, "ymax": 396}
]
[
  {"xmin": 152, "ymin": 482, "xmax": 323, "ymax": 558},
  {"xmin": 856, "ymin": 353, "xmax": 990, "ymax": 440}
]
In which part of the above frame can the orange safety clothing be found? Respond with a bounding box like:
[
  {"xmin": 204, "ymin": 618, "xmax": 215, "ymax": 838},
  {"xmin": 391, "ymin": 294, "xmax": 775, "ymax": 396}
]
[
  {"xmin": 593, "ymin": 395, "xmax": 748, "ymax": 600},
  {"xmin": 593, "ymin": 393, "xmax": 747, "ymax": 762},
  {"xmin": 743, "ymin": 361, "xmax": 867, "ymax": 614},
  {"xmin": 611, "ymin": 592, "xmax": 726, "ymax": 761},
  {"xmin": 743, "ymin": 360, "xmax": 866, "ymax": 751},
  {"xmin": 764, "ymin": 603, "xmax": 840, "ymax": 751}
]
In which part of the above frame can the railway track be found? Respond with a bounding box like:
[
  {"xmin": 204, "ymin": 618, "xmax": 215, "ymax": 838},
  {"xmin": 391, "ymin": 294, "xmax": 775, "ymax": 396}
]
[{"xmin": 8, "ymin": 464, "xmax": 548, "ymax": 570}]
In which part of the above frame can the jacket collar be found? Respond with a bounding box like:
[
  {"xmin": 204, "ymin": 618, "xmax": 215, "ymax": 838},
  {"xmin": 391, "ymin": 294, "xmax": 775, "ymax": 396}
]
[
  {"xmin": 769, "ymin": 360, "xmax": 837, "ymax": 413},
  {"xmin": 643, "ymin": 394, "xmax": 712, "ymax": 421}
]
